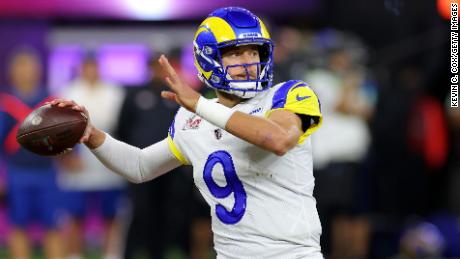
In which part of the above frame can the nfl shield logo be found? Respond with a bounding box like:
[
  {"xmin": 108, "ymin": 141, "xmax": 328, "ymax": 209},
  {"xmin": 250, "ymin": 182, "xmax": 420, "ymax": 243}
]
[{"xmin": 214, "ymin": 129, "xmax": 222, "ymax": 140}]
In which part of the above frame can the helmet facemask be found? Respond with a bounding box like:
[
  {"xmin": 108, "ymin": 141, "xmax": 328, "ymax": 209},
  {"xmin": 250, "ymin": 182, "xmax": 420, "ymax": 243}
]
[{"xmin": 195, "ymin": 39, "xmax": 274, "ymax": 99}]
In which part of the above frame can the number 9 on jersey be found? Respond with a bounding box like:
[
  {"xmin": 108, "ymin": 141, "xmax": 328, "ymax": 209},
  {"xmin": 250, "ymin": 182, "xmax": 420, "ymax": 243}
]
[{"xmin": 203, "ymin": 150, "xmax": 247, "ymax": 224}]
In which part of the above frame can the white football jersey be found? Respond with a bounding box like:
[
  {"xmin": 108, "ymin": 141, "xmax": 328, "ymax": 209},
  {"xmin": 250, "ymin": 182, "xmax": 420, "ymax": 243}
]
[{"xmin": 168, "ymin": 80, "xmax": 324, "ymax": 258}]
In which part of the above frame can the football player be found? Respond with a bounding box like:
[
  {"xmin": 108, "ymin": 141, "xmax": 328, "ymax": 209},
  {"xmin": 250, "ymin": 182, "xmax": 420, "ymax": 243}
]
[{"xmin": 52, "ymin": 7, "xmax": 324, "ymax": 258}]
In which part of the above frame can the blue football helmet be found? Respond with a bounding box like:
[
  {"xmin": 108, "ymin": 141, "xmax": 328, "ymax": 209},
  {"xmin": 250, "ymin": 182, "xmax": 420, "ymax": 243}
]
[{"xmin": 193, "ymin": 7, "xmax": 274, "ymax": 98}]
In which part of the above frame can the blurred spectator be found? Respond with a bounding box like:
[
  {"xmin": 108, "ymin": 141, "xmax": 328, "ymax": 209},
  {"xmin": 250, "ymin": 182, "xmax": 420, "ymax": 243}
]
[
  {"xmin": 272, "ymin": 26, "xmax": 308, "ymax": 83},
  {"xmin": 117, "ymin": 53, "xmax": 212, "ymax": 259},
  {"xmin": 57, "ymin": 55, "xmax": 126, "ymax": 259},
  {"xmin": 429, "ymin": 212, "xmax": 460, "ymax": 257},
  {"xmin": 446, "ymin": 100, "xmax": 460, "ymax": 215},
  {"xmin": 442, "ymin": 87, "xmax": 460, "ymax": 258},
  {"xmin": 305, "ymin": 33, "xmax": 376, "ymax": 259},
  {"xmin": 0, "ymin": 47, "xmax": 64, "ymax": 258},
  {"xmin": 369, "ymin": 61, "xmax": 449, "ymax": 258},
  {"xmin": 389, "ymin": 220, "xmax": 446, "ymax": 259}
]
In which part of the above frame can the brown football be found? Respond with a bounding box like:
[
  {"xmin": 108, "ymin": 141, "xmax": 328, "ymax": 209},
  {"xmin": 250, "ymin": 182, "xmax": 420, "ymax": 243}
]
[{"xmin": 16, "ymin": 104, "xmax": 88, "ymax": 156}]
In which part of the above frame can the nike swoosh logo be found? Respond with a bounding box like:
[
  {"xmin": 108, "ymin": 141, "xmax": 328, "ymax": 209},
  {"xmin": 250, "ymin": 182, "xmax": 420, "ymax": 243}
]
[{"xmin": 296, "ymin": 94, "xmax": 311, "ymax": 101}]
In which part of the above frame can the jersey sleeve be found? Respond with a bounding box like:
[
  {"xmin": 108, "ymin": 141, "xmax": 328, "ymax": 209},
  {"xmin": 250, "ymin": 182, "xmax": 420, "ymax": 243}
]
[
  {"xmin": 266, "ymin": 80, "xmax": 323, "ymax": 144},
  {"xmin": 167, "ymin": 108, "xmax": 190, "ymax": 165}
]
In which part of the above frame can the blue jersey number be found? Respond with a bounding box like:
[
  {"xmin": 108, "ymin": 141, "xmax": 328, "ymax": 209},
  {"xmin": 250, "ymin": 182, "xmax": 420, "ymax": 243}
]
[{"xmin": 203, "ymin": 150, "xmax": 247, "ymax": 224}]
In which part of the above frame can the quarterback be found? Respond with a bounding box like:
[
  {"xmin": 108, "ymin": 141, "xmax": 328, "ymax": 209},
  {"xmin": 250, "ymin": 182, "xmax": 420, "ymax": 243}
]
[{"xmin": 52, "ymin": 7, "xmax": 324, "ymax": 258}]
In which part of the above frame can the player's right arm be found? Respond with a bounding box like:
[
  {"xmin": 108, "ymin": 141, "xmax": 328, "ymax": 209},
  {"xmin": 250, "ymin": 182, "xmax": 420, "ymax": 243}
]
[{"xmin": 50, "ymin": 99, "xmax": 183, "ymax": 183}]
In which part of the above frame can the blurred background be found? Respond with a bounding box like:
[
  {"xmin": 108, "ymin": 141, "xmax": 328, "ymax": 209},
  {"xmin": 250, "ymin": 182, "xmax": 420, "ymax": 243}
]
[{"xmin": 0, "ymin": 0, "xmax": 456, "ymax": 258}]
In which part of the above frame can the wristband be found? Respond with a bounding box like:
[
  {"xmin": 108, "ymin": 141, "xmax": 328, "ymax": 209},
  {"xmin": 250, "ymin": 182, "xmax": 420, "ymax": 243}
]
[{"xmin": 195, "ymin": 96, "xmax": 235, "ymax": 129}]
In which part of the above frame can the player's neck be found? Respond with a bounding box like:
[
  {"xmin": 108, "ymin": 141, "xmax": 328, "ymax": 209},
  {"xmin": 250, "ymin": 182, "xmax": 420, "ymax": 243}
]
[{"xmin": 216, "ymin": 91, "xmax": 243, "ymax": 108}]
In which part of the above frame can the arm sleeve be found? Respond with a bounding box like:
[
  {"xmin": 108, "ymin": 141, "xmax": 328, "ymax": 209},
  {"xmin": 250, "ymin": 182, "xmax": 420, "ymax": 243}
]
[{"xmin": 91, "ymin": 133, "xmax": 182, "ymax": 183}]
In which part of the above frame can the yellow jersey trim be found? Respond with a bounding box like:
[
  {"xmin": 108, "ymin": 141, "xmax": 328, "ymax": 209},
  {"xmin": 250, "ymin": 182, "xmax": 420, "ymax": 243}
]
[{"xmin": 167, "ymin": 134, "xmax": 190, "ymax": 165}]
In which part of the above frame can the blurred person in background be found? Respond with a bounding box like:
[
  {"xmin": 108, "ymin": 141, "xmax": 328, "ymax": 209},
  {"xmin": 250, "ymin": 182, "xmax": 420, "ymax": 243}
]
[
  {"xmin": 305, "ymin": 34, "xmax": 375, "ymax": 259},
  {"xmin": 0, "ymin": 48, "xmax": 64, "ymax": 259},
  {"xmin": 436, "ymin": 89, "xmax": 460, "ymax": 257},
  {"xmin": 117, "ymin": 52, "xmax": 212, "ymax": 259},
  {"xmin": 57, "ymin": 54, "xmax": 126, "ymax": 259},
  {"xmin": 446, "ymin": 100, "xmax": 460, "ymax": 218},
  {"xmin": 272, "ymin": 26, "xmax": 310, "ymax": 83},
  {"xmin": 389, "ymin": 221, "xmax": 446, "ymax": 259},
  {"xmin": 370, "ymin": 61, "xmax": 448, "ymax": 258}
]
